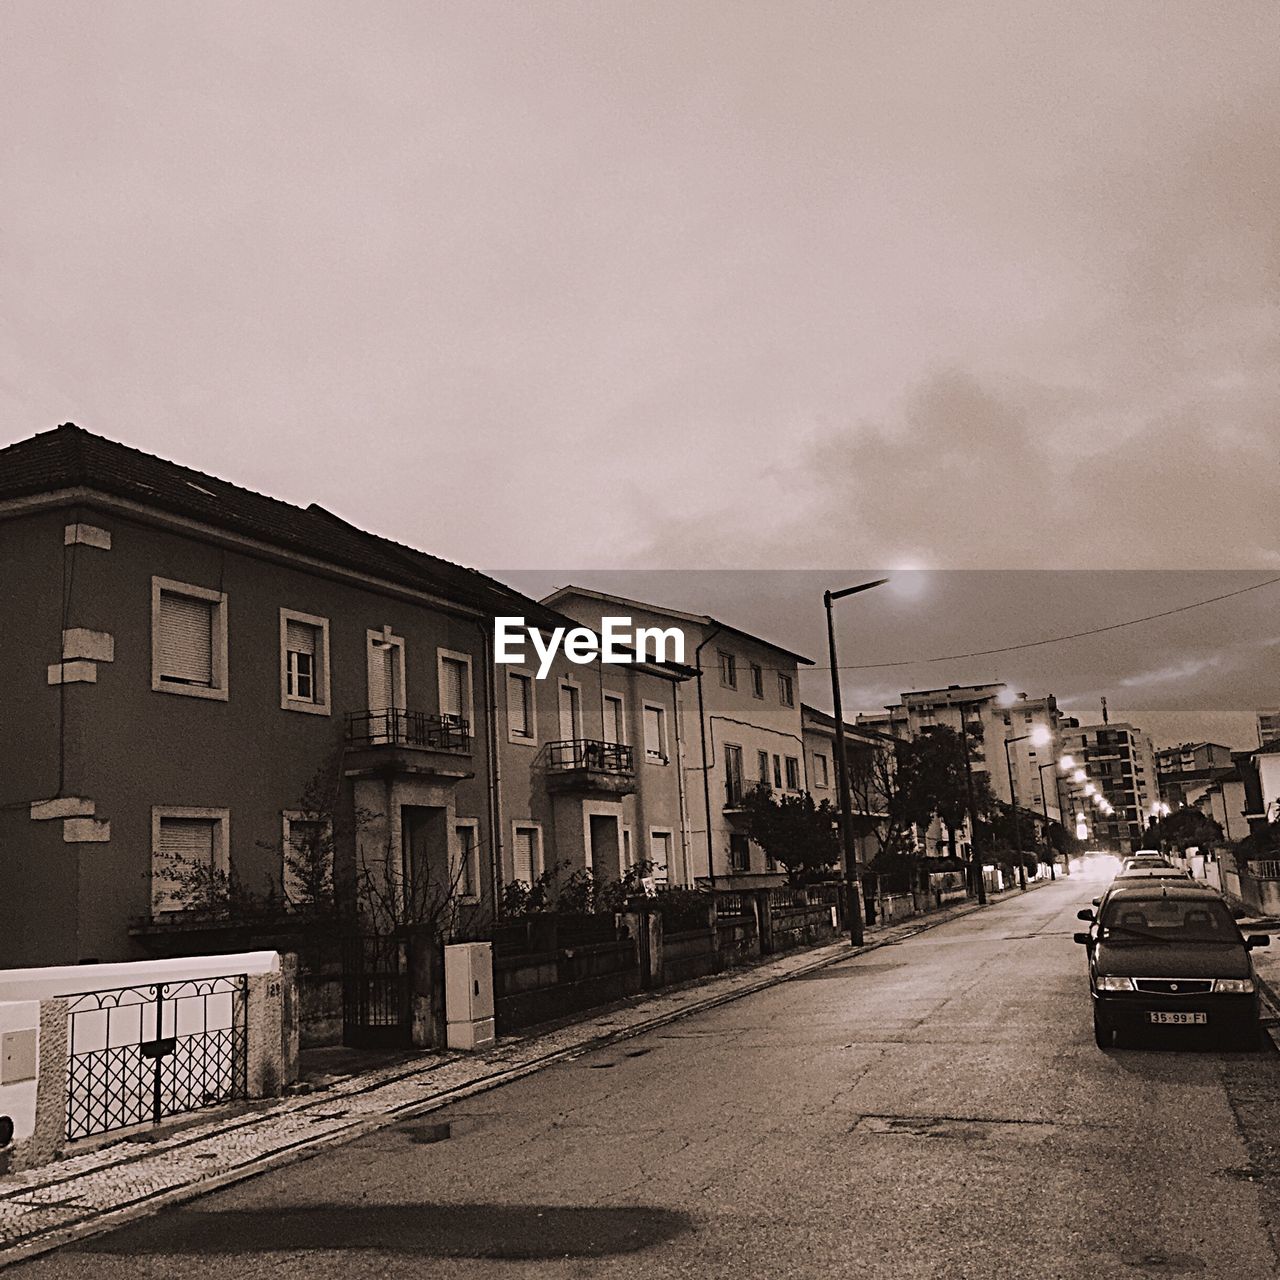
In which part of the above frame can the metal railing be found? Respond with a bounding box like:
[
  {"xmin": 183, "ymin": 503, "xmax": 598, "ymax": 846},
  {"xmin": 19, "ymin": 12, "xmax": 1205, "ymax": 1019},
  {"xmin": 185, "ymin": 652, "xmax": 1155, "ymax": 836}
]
[
  {"xmin": 1248, "ymin": 860, "xmax": 1280, "ymax": 881},
  {"xmin": 545, "ymin": 739, "xmax": 634, "ymax": 774},
  {"xmin": 346, "ymin": 709, "xmax": 471, "ymax": 751}
]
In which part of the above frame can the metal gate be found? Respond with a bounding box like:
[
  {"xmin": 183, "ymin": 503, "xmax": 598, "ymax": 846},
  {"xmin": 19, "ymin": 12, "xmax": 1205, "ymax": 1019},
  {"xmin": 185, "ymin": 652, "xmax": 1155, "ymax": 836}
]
[
  {"xmin": 65, "ymin": 976, "xmax": 248, "ymax": 1142},
  {"xmin": 342, "ymin": 934, "xmax": 411, "ymax": 1048}
]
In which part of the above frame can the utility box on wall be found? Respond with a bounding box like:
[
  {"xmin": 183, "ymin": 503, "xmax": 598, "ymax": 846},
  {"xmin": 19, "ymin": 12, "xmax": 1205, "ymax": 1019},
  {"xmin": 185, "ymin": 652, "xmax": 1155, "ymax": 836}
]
[{"xmin": 444, "ymin": 942, "xmax": 495, "ymax": 1051}]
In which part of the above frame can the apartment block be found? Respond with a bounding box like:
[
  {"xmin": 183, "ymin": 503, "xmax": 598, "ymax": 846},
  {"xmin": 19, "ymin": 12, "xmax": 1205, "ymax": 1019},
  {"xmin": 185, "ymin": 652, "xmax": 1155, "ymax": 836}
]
[
  {"xmin": 1059, "ymin": 722, "xmax": 1158, "ymax": 853},
  {"xmin": 544, "ymin": 587, "xmax": 812, "ymax": 884}
]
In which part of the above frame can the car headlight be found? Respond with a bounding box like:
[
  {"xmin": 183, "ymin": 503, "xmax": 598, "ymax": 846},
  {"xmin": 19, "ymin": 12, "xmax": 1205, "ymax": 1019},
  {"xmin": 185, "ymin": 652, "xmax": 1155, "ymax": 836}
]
[
  {"xmin": 1096, "ymin": 975, "xmax": 1134, "ymax": 992},
  {"xmin": 1212, "ymin": 978, "xmax": 1255, "ymax": 994}
]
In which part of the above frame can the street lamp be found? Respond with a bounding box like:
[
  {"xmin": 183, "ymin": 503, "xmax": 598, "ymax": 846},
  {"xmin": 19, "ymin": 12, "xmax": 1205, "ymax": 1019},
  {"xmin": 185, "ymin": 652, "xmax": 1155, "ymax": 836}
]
[
  {"xmin": 955, "ymin": 700, "xmax": 988, "ymax": 906},
  {"xmin": 1036, "ymin": 758, "xmax": 1063, "ymax": 880},
  {"xmin": 1002, "ymin": 723, "xmax": 1052, "ymax": 891},
  {"xmin": 823, "ymin": 577, "xmax": 889, "ymax": 946}
]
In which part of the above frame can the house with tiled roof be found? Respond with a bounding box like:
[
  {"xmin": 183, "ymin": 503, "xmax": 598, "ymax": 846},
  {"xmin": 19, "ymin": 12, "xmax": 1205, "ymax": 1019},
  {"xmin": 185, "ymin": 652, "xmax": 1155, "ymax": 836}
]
[{"xmin": 0, "ymin": 426, "xmax": 691, "ymax": 1039}]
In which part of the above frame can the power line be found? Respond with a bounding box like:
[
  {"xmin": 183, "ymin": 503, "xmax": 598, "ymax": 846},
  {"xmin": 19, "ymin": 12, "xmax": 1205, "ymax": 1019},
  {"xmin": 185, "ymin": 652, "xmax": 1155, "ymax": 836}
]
[{"xmin": 807, "ymin": 574, "xmax": 1280, "ymax": 673}]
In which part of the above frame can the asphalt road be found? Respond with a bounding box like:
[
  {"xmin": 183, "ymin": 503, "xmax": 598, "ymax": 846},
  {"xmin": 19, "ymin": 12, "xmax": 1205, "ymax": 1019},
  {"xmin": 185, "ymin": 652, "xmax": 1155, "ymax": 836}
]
[{"xmin": 17, "ymin": 867, "xmax": 1280, "ymax": 1280}]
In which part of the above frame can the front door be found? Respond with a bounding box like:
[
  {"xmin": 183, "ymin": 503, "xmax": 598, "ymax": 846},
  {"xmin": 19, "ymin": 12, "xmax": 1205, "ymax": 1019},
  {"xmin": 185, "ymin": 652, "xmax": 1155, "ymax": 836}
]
[{"xmin": 589, "ymin": 813, "xmax": 622, "ymax": 881}]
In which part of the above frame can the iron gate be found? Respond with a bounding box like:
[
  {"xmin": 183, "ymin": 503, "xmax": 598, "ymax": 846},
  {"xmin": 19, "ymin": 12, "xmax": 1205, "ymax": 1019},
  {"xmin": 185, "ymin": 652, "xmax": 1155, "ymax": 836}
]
[
  {"xmin": 342, "ymin": 934, "xmax": 411, "ymax": 1048},
  {"xmin": 65, "ymin": 976, "xmax": 248, "ymax": 1142}
]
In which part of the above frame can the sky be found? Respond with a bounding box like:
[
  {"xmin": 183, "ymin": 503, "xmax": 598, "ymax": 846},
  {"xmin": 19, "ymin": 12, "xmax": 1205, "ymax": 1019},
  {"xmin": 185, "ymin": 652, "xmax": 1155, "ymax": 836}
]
[{"xmin": 2, "ymin": 3, "xmax": 1277, "ymax": 744}]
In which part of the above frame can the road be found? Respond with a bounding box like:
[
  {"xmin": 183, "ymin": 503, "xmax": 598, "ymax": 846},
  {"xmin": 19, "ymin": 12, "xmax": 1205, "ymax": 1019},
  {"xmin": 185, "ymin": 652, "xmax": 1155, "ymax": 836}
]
[{"xmin": 16, "ymin": 868, "xmax": 1280, "ymax": 1280}]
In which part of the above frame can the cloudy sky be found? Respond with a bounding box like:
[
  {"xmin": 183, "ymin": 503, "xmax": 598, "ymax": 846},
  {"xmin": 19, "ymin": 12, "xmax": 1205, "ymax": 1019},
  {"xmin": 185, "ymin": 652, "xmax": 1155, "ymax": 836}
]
[{"xmin": 3, "ymin": 3, "xmax": 1277, "ymax": 742}]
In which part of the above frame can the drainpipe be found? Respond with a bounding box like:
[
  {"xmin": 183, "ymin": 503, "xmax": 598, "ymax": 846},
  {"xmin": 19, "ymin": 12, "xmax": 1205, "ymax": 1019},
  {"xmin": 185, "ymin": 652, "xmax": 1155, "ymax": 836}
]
[
  {"xmin": 694, "ymin": 626, "xmax": 724, "ymax": 889},
  {"xmin": 479, "ymin": 621, "xmax": 504, "ymax": 916}
]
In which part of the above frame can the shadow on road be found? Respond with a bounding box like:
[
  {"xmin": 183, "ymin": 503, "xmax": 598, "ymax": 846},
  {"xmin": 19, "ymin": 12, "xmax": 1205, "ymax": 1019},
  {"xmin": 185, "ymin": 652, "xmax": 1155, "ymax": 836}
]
[{"xmin": 75, "ymin": 1203, "xmax": 693, "ymax": 1259}]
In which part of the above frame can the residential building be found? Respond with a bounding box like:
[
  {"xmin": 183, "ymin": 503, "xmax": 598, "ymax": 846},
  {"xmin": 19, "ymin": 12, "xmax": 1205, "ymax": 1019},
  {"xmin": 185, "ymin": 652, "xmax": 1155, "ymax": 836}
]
[
  {"xmin": 1156, "ymin": 741, "xmax": 1238, "ymax": 808},
  {"xmin": 0, "ymin": 425, "xmax": 689, "ymax": 968},
  {"xmin": 543, "ymin": 586, "xmax": 812, "ymax": 885},
  {"xmin": 1059, "ymin": 722, "xmax": 1159, "ymax": 853},
  {"xmin": 1257, "ymin": 709, "xmax": 1280, "ymax": 750},
  {"xmin": 857, "ymin": 683, "xmax": 1064, "ymax": 822},
  {"xmin": 1184, "ymin": 768, "xmax": 1253, "ymax": 843},
  {"xmin": 800, "ymin": 705, "xmax": 902, "ymax": 872}
]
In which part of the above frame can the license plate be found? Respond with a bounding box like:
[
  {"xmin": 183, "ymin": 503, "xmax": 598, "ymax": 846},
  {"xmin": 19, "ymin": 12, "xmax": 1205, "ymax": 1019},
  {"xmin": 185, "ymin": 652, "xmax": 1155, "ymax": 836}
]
[{"xmin": 1148, "ymin": 1011, "xmax": 1207, "ymax": 1025}]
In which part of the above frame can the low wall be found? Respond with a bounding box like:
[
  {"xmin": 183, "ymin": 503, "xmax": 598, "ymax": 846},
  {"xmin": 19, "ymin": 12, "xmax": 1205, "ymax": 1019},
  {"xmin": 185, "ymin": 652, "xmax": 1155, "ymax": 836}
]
[
  {"xmin": 769, "ymin": 904, "xmax": 839, "ymax": 952},
  {"xmin": 495, "ymin": 939, "xmax": 640, "ymax": 1033},
  {"xmin": 662, "ymin": 928, "xmax": 721, "ymax": 985}
]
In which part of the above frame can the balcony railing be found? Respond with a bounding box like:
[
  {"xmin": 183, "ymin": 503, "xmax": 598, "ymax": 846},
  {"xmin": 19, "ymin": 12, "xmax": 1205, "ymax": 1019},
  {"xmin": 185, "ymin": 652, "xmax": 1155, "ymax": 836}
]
[
  {"xmin": 725, "ymin": 779, "xmax": 746, "ymax": 809},
  {"xmin": 546, "ymin": 739, "xmax": 635, "ymax": 775},
  {"xmin": 346, "ymin": 709, "xmax": 471, "ymax": 752}
]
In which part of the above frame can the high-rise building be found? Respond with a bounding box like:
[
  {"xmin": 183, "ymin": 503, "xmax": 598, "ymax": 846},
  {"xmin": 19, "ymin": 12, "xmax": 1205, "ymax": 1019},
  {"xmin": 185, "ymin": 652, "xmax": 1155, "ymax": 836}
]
[
  {"xmin": 1059, "ymin": 722, "xmax": 1158, "ymax": 853},
  {"xmin": 1257, "ymin": 708, "xmax": 1280, "ymax": 749}
]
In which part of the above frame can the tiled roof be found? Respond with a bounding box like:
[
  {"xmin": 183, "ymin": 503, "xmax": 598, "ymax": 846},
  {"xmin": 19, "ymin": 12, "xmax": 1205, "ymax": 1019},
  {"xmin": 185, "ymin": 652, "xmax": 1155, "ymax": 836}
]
[{"xmin": 0, "ymin": 424, "xmax": 561, "ymax": 626}]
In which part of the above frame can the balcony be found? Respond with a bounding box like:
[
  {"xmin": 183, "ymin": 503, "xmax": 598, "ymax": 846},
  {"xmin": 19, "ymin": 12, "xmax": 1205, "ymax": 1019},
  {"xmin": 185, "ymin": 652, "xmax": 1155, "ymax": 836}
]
[
  {"xmin": 344, "ymin": 709, "xmax": 474, "ymax": 781},
  {"xmin": 543, "ymin": 739, "xmax": 636, "ymax": 796}
]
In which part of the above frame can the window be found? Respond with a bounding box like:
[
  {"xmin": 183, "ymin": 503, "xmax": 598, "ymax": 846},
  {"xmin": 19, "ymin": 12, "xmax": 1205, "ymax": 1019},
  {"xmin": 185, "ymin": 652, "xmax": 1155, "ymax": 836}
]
[
  {"xmin": 558, "ymin": 682, "xmax": 582, "ymax": 741},
  {"xmin": 725, "ymin": 744, "xmax": 744, "ymax": 807},
  {"xmin": 282, "ymin": 812, "xmax": 331, "ymax": 906},
  {"xmin": 785, "ymin": 756, "xmax": 800, "ymax": 790},
  {"xmin": 643, "ymin": 704, "xmax": 668, "ymax": 763},
  {"xmin": 602, "ymin": 692, "xmax": 626, "ymax": 745},
  {"xmin": 778, "ymin": 673, "xmax": 794, "ymax": 707},
  {"xmin": 622, "ymin": 826, "xmax": 634, "ymax": 870},
  {"xmin": 280, "ymin": 609, "xmax": 329, "ymax": 714},
  {"xmin": 367, "ymin": 628, "xmax": 406, "ymax": 713},
  {"xmin": 719, "ymin": 650, "xmax": 737, "ymax": 689},
  {"xmin": 813, "ymin": 753, "xmax": 830, "ymax": 788},
  {"xmin": 453, "ymin": 821, "xmax": 480, "ymax": 900},
  {"xmin": 750, "ymin": 664, "xmax": 764, "ymax": 698},
  {"xmin": 773, "ymin": 754, "xmax": 782, "ymax": 789},
  {"xmin": 507, "ymin": 671, "xmax": 535, "ymax": 743},
  {"xmin": 511, "ymin": 824, "xmax": 542, "ymax": 884},
  {"xmin": 151, "ymin": 807, "xmax": 229, "ymax": 913},
  {"xmin": 650, "ymin": 830, "xmax": 673, "ymax": 881},
  {"xmin": 758, "ymin": 749, "xmax": 770, "ymax": 785},
  {"xmin": 729, "ymin": 833, "xmax": 750, "ymax": 873},
  {"xmin": 152, "ymin": 578, "xmax": 227, "ymax": 700},
  {"xmin": 438, "ymin": 650, "xmax": 473, "ymax": 727}
]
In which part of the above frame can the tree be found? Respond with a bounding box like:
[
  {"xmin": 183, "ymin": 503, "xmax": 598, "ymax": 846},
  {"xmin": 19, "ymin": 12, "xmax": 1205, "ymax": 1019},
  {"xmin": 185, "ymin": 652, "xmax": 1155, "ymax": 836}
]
[
  {"xmin": 1146, "ymin": 806, "xmax": 1224, "ymax": 854},
  {"xmin": 741, "ymin": 785, "xmax": 841, "ymax": 883}
]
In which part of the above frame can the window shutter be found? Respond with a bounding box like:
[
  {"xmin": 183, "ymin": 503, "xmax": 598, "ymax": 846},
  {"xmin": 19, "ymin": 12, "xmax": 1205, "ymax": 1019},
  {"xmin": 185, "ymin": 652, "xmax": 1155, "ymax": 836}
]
[
  {"xmin": 644, "ymin": 707, "xmax": 661, "ymax": 757},
  {"xmin": 513, "ymin": 828, "xmax": 536, "ymax": 883},
  {"xmin": 508, "ymin": 674, "xmax": 530, "ymax": 736},
  {"xmin": 442, "ymin": 658, "xmax": 466, "ymax": 721},
  {"xmin": 603, "ymin": 696, "xmax": 623, "ymax": 744},
  {"xmin": 159, "ymin": 593, "xmax": 214, "ymax": 685},
  {"xmin": 154, "ymin": 817, "xmax": 216, "ymax": 912},
  {"xmin": 286, "ymin": 620, "xmax": 316, "ymax": 657}
]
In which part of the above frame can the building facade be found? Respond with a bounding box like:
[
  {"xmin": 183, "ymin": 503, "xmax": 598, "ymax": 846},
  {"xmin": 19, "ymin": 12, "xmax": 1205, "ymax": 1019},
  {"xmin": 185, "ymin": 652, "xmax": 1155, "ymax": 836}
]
[
  {"xmin": 856, "ymin": 683, "xmax": 1065, "ymax": 823},
  {"xmin": 1156, "ymin": 742, "xmax": 1238, "ymax": 809},
  {"xmin": 544, "ymin": 587, "xmax": 812, "ymax": 885},
  {"xmin": 1059, "ymin": 722, "xmax": 1159, "ymax": 853},
  {"xmin": 0, "ymin": 426, "xmax": 688, "ymax": 967}
]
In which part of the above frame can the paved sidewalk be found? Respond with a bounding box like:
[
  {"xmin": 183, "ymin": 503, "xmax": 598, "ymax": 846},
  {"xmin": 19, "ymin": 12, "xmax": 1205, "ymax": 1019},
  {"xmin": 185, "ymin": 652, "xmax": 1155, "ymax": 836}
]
[{"xmin": 0, "ymin": 880, "xmax": 1052, "ymax": 1268}]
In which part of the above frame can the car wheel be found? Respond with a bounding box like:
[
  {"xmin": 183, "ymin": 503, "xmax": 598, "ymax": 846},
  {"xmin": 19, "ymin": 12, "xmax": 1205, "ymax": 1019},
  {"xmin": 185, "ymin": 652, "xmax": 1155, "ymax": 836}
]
[{"xmin": 1093, "ymin": 1008, "xmax": 1113, "ymax": 1049}]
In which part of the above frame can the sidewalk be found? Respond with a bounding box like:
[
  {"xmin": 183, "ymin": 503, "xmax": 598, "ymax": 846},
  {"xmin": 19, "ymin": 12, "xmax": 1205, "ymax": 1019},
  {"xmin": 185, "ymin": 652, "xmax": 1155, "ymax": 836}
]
[{"xmin": 0, "ymin": 879, "xmax": 1051, "ymax": 1268}]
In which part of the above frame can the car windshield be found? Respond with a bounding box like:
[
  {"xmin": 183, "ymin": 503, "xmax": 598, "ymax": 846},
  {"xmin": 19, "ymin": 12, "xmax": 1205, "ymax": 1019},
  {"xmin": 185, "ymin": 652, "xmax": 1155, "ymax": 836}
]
[{"xmin": 1099, "ymin": 897, "xmax": 1239, "ymax": 944}]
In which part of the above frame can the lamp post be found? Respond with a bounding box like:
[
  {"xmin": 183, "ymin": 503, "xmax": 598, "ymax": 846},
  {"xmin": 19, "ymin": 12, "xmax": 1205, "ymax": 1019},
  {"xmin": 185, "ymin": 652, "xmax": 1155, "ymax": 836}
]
[
  {"xmin": 955, "ymin": 700, "xmax": 988, "ymax": 906},
  {"xmin": 1036, "ymin": 759, "xmax": 1059, "ymax": 880},
  {"xmin": 824, "ymin": 577, "xmax": 889, "ymax": 946},
  {"xmin": 1002, "ymin": 725, "xmax": 1051, "ymax": 891}
]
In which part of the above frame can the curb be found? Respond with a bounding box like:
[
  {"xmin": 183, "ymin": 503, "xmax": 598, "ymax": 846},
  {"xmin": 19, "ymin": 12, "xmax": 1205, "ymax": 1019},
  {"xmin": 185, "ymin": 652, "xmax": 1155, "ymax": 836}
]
[{"xmin": 0, "ymin": 882, "xmax": 1050, "ymax": 1269}]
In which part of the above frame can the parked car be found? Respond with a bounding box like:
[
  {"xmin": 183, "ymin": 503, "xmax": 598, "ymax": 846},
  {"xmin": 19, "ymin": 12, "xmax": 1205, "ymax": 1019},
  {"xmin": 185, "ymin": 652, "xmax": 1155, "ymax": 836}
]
[
  {"xmin": 1074, "ymin": 882, "xmax": 1269, "ymax": 1050},
  {"xmin": 1121, "ymin": 855, "xmax": 1174, "ymax": 872}
]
